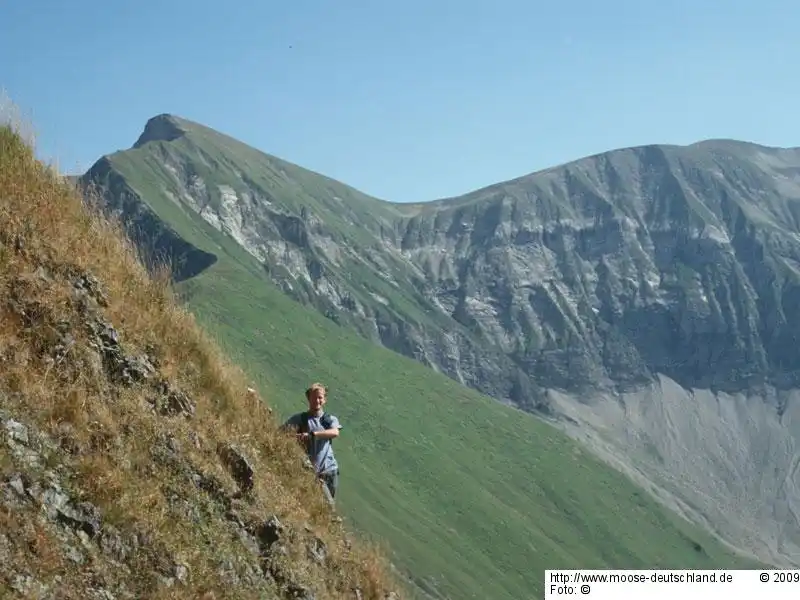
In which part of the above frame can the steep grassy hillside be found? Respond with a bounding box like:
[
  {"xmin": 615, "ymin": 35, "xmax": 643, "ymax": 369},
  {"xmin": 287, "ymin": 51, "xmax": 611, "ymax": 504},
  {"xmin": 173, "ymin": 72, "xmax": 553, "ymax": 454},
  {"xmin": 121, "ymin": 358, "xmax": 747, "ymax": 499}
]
[
  {"xmin": 78, "ymin": 122, "xmax": 764, "ymax": 599},
  {"xmin": 0, "ymin": 124, "xmax": 399, "ymax": 599}
]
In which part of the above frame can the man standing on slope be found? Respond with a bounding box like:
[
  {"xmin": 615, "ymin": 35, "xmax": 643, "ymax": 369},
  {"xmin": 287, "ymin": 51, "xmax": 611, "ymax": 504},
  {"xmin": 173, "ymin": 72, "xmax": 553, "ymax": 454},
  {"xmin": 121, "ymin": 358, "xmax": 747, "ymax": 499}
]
[{"xmin": 283, "ymin": 382, "xmax": 343, "ymax": 505}]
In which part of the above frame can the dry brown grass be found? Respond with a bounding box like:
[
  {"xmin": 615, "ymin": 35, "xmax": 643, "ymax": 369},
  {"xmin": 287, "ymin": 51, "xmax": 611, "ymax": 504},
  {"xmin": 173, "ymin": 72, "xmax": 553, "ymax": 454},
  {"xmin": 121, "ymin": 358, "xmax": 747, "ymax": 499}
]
[{"xmin": 0, "ymin": 121, "xmax": 400, "ymax": 598}]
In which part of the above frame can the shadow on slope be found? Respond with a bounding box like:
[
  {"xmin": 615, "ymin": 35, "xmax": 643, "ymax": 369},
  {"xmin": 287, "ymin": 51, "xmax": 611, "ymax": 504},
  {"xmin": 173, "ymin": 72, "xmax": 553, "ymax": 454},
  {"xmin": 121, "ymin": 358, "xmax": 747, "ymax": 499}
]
[{"xmin": 82, "ymin": 156, "xmax": 219, "ymax": 283}]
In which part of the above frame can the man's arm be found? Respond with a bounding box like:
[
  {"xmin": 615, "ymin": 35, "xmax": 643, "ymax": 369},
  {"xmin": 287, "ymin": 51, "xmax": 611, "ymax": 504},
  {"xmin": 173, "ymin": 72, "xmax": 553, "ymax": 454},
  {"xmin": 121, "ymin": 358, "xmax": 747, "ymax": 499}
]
[
  {"xmin": 311, "ymin": 428, "xmax": 339, "ymax": 440},
  {"xmin": 311, "ymin": 415, "xmax": 342, "ymax": 440}
]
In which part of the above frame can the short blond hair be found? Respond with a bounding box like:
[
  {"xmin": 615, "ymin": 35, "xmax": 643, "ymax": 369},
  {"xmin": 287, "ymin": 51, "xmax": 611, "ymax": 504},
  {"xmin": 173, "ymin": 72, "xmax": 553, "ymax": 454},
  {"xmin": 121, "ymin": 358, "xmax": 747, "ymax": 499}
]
[{"xmin": 305, "ymin": 382, "xmax": 326, "ymax": 400}]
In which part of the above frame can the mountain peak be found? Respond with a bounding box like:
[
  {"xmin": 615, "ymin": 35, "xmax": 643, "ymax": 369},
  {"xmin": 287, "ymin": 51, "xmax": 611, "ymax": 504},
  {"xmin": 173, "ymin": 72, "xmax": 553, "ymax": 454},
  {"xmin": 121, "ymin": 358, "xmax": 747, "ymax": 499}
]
[{"xmin": 133, "ymin": 113, "xmax": 188, "ymax": 148}]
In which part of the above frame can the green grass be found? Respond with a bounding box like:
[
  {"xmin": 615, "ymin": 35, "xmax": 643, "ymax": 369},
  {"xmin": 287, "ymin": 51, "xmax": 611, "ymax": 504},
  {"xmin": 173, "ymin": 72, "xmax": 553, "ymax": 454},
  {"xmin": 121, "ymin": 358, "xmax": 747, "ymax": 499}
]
[
  {"xmin": 84, "ymin": 118, "xmax": 764, "ymax": 599},
  {"xmin": 179, "ymin": 257, "xmax": 761, "ymax": 600}
]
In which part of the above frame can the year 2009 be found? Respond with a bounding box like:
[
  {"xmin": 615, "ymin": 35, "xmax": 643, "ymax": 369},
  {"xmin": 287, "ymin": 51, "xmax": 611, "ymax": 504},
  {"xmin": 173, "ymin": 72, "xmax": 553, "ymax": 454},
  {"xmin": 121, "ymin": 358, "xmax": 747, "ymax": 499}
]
[{"xmin": 771, "ymin": 572, "xmax": 800, "ymax": 583}]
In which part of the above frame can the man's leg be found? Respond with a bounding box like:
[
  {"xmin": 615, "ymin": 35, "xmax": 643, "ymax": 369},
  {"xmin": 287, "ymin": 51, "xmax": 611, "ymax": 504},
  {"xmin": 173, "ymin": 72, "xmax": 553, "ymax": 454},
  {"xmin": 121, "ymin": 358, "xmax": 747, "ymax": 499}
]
[
  {"xmin": 320, "ymin": 471, "xmax": 338, "ymax": 505},
  {"xmin": 327, "ymin": 470, "xmax": 339, "ymax": 499}
]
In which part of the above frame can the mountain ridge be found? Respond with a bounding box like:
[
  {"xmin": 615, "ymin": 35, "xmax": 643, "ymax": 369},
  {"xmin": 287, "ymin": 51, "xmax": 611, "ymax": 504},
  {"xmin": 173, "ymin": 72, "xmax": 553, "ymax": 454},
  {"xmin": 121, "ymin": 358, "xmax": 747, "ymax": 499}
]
[{"xmin": 130, "ymin": 113, "xmax": 800, "ymax": 211}]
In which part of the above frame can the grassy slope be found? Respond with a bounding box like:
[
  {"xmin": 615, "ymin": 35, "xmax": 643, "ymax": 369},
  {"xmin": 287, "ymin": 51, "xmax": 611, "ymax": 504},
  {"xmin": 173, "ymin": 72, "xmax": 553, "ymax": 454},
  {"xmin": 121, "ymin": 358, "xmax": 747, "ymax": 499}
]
[
  {"xmin": 0, "ymin": 125, "xmax": 398, "ymax": 599},
  {"xmin": 95, "ymin": 130, "xmax": 763, "ymax": 599},
  {"xmin": 185, "ymin": 260, "xmax": 763, "ymax": 600}
]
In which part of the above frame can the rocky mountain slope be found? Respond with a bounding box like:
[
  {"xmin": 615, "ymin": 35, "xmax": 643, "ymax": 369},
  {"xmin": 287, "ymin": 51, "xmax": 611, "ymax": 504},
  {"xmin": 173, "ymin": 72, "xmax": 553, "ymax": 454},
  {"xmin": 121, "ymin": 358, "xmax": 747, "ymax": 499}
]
[
  {"xmin": 0, "ymin": 124, "xmax": 400, "ymax": 599},
  {"xmin": 404, "ymin": 139, "xmax": 800, "ymax": 566},
  {"xmin": 80, "ymin": 114, "xmax": 800, "ymax": 567}
]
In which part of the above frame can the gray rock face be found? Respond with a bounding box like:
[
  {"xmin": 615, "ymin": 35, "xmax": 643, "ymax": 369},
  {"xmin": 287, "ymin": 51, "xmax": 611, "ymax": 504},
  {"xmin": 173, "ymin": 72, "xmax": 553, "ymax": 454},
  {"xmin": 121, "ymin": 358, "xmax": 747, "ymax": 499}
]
[
  {"xmin": 391, "ymin": 142, "xmax": 800, "ymax": 397},
  {"xmin": 82, "ymin": 116, "xmax": 800, "ymax": 566},
  {"xmin": 133, "ymin": 114, "xmax": 187, "ymax": 148},
  {"xmin": 93, "ymin": 128, "xmax": 800, "ymax": 402}
]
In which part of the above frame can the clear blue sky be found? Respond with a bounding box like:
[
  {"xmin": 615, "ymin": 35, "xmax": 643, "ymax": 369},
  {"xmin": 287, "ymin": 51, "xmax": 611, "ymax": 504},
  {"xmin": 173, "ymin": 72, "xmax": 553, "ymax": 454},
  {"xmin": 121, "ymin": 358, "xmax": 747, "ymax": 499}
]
[{"xmin": 1, "ymin": 0, "xmax": 798, "ymax": 202}]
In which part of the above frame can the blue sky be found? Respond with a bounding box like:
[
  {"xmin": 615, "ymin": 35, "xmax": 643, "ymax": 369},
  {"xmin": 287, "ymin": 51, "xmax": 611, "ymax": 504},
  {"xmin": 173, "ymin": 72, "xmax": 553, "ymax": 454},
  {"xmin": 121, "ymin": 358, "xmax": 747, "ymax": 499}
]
[{"xmin": 1, "ymin": 0, "xmax": 798, "ymax": 202}]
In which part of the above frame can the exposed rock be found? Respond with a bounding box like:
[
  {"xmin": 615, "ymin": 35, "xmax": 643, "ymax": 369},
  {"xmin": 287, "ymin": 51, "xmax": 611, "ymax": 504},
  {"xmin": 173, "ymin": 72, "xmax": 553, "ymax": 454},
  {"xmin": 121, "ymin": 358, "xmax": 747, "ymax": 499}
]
[
  {"xmin": 10, "ymin": 574, "xmax": 48, "ymax": 596},
  {"xmin": 123, "ymin": 353, "xmax": 157, "ymax": 383},
  {"xmin": 150, "ymin": 379, "xmax": 195, "ymax": 418},
  {"xmin": 133, "ymin": 113, "xmax": 186, "ymax": 148},
  {"xmin": 217, "ymin": 442, "xmax": 255, "ymax": 494},
  {"xmin": 86, "ymin": 317, "xmax": 155, "ymax": 385},
  {"xmin": 174, "ymin": 563, "xmax": 189, "ymax": 585},
  {"xmin": 6, "ymin": 472, "xmax": 27, "ymax": 497},
  {"xmin": 34, "ymin": 265, "xmax": 53, "ymax": 283},
  {"xmin": 306, "ymin": 536, "xmax": 327, "ymax": 565},
  {"xmin": 252, "ymin": 515, "xmax": 284, "ymax": 554},
  {"xmin": 2, "ymin": 474, "xmax": 29, "ymax": 511},
  {"xmin": 3, "ymin": 416, "xmax": 43, "ymax": 468},
  {"xmin": 38, "ymin": 484, "xmax": 102, "ymax": 538},
  {"xmin": 72, "ymin": 270, "xmax": 110, "ymax": 308},
  {"xmin": 93, "ymin": 129, "xmax": 800, "ymax": 401},
  {"xmin": 99, "ymin": 525, "xmax": 137, "ymax": 563},
  {"xmin": 4, "ymin": 417, "xmax": 29, "ymax": 444},
  {"xmin": 65, "ymin": 542, "xmax": 86, "ymax": 565},
  {"xmin": 232, "ymin": 522, "xmax": 261, "ymax": 558}
]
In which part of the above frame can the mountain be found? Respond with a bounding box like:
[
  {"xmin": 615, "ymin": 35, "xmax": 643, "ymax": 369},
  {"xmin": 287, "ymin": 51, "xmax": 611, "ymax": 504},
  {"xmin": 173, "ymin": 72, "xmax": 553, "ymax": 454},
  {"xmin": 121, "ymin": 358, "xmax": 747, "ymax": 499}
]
[
  {"xmin": 76, "ymin": 115, "xmax": 792, "ymax": 583},
  {"xmin": 87, "ymin": 117, "xmax": 800, "ymax": 396}
]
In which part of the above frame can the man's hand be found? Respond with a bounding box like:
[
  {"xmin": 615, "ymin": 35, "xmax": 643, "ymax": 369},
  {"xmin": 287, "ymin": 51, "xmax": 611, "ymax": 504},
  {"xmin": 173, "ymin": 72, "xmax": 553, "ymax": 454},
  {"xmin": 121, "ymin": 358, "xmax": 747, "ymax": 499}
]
[{"xmin": 295, "ymin": 432, "xmax": 310, "ymax": 442}]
